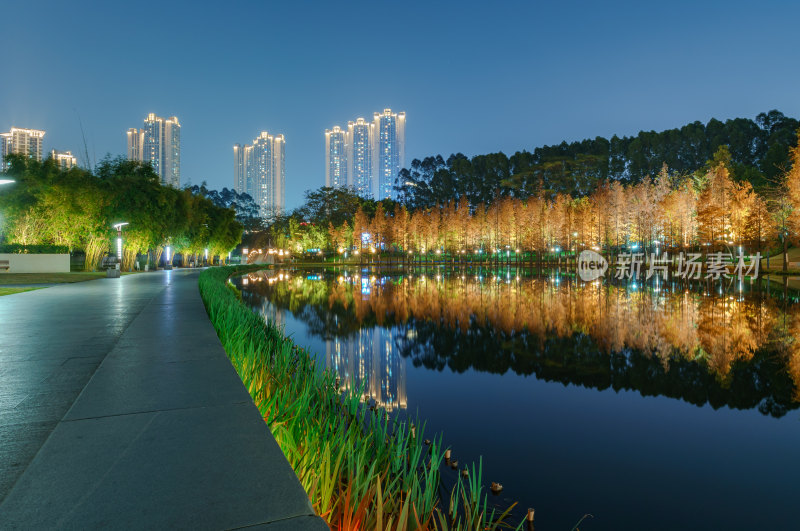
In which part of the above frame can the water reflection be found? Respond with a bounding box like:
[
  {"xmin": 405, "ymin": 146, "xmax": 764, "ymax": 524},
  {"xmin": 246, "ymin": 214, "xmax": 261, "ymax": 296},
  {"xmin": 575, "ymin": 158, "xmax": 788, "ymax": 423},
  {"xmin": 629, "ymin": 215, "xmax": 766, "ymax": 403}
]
[
  {"xmin": 325, "ymin": 328, "xmax": 407, "ymax": 411},
  {"xmin": 237, "ymin": 269, "xmax": 800, "ymax": 417}
]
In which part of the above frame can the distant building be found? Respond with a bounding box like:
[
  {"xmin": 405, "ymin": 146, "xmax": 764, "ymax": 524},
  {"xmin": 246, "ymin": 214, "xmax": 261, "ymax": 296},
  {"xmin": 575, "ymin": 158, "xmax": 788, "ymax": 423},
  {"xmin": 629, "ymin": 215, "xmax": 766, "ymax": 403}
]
[
  {"xmin": 373, "ymin": 109, "xmax": 405, "ymax": 200},
  {"xmin": 127, "ymin": 113, "xmax": 180, "ymax": 187},
  {"xmin": 1, "ymin": 127, "xmax": 46, "ymax": 169},
  {"xmin": 50, "ymin": 150, "xmax": 77, "ymax": 170},
  {"xmin": 233, "ymin": 143, "xmax": 246, "ymax": 193},
  {"xmin": 234, "ymin": 131, "xmax": 285, "ymax": 218},
  {"xmin": 326, "ymin": 108, "xmax": 405, "ymax": 200},
  {"xmin": 324, "ymin": 126, "xmax": 348, "ymax": 188},
  {"xmin": 126, "ymin": 128, "xmax": 144, "ymax": 162},
  {"xmin": 347, "ymin": 118, "xmax": 374, "ymax": 198}
]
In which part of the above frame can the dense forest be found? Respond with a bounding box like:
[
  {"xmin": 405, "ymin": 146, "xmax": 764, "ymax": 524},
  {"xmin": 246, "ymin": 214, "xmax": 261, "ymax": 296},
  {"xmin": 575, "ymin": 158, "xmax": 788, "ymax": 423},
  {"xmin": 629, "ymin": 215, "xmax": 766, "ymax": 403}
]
[{"xmin": 395, "ymin": 110, "xmax": 799, "ymax": 209}]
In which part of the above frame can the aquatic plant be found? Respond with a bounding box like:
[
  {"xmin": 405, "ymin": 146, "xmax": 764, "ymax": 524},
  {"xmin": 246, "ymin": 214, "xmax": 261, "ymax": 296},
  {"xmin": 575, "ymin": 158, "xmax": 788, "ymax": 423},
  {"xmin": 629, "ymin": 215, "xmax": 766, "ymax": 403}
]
[{"xmin": 199, "ymin": 265, "xmax": 520, "ymax": 530}]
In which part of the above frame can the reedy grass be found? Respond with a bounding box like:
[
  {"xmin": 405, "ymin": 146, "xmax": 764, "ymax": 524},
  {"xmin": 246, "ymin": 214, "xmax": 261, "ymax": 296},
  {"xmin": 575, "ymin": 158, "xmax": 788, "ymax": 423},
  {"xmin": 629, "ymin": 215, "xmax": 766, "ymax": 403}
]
[{"xmin": 199, "ymin": 266, "xmax": 522, "ymax": 530}]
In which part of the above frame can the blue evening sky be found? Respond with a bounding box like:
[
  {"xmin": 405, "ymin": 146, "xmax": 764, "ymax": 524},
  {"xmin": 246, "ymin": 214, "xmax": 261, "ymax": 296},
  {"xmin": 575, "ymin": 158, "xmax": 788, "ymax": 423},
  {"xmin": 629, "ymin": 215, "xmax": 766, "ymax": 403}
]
[{"xmin": 2, "ymin": 0, "xmax": 798, "ymax": 210}]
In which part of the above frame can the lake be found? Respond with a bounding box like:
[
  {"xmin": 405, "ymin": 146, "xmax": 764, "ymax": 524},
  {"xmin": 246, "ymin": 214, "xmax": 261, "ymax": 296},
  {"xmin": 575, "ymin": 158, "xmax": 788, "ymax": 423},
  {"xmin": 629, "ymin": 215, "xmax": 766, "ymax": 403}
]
[{"xmin": 233, "ymin": 267, "xmax": 800, "ymax": 530}]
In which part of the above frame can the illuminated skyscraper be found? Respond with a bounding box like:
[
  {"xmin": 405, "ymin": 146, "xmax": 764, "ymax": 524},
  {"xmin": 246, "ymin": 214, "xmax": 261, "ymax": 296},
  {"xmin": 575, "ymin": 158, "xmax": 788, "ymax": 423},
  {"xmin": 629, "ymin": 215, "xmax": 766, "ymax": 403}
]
[
  {"xmin": 127, "ymin": 113, "xmax": 181, "ymax": 187},
  {"xmin": 126, "ymin": 128, "xmax": 144, "ymax": 162},
  {"xmin": 327, "ymin": 109, "xmax": 405, "ymax": 200},
  {"xmin": 234, "ymin": 131, "xmax": 285, "ymax": 218},
  {"xmin": 49, "ymin": 150, "xmax": 77, "ymax": 170},
  {"xmin": 1, "ymin": 127, "xmax": 46, "ymax": 169},
  {"xmin": 346, "ymin": 118, "xmax": 374, "ymax": 198},
  {"xmin": 372, "ymin": 109, "xmax": 405, "ymax": 200},
  {"xmin": 324, "ymin": 126, "xmax": 348, "ymax": 188},
  {"xmin": 233, "ymin": 143, "xmax": 245, "ymax": 193}
]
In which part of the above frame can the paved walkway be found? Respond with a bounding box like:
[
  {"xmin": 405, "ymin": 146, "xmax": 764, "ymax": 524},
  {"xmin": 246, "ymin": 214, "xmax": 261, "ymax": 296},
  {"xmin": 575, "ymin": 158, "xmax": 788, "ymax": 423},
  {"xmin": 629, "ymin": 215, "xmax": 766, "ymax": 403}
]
[{"xmin": 0, "ymin": 269, "xmax": 326, "ymax": 530}]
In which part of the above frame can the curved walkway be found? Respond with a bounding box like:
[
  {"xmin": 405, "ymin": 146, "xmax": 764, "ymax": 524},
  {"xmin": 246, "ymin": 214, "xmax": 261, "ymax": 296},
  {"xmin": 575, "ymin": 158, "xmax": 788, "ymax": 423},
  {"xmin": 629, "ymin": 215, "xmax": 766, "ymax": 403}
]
[{"xmin": 0, "ymin": 269, "xmax": 325, "ymax": 530}]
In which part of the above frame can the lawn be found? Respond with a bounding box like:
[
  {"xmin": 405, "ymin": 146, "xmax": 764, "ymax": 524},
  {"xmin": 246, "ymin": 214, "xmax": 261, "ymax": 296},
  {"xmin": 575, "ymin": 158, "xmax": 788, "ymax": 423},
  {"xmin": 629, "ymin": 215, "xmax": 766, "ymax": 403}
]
[
  {"xmin": 0, "ymin": 287, "xmax": 43, "ymax": 296},
  {"xmin": 0, "ymin": 271, "xmax": 138, "ymax": 285}
]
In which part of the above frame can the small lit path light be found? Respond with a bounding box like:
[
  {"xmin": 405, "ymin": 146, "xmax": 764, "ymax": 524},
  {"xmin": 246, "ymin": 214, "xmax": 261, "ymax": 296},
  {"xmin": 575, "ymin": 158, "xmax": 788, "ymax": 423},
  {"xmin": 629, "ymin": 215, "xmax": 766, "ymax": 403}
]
[{"xmin": 0, "ymin": 178, "xmax": 16, "ymax": 185}]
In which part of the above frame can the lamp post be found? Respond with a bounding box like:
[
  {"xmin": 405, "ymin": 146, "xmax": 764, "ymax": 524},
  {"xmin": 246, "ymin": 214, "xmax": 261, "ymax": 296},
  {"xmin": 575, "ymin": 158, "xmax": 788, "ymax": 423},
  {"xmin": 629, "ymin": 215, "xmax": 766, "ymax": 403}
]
[{"xmin": 112, "ymin": 222, "xmax": 129, "ymax": 276}]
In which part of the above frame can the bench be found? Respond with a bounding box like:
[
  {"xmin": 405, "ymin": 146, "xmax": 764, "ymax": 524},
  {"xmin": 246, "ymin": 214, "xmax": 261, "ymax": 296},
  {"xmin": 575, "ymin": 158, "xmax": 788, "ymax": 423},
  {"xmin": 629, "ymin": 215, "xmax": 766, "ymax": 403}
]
[
  {"xmin": 100, "ymin": 256, "xmax": 119, "ymax": 270},
  {"xmin": 0, "ymin": 259, "xmax": 9, "ymax": 271}
]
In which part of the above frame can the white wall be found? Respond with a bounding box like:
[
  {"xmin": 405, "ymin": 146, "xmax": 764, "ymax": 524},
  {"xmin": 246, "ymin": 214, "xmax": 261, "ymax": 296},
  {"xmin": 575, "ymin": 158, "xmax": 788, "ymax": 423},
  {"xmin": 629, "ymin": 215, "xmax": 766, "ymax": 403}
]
[{"xmin": 0, "ymin": 254, "xmax": 70, "ymax": 273}]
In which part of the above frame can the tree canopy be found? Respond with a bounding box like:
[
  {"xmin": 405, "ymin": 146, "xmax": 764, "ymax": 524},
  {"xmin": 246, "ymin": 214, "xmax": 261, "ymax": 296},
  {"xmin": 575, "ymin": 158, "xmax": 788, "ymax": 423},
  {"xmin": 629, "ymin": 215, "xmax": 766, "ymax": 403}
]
[{"xmin": 0, "ymin": 155, "xmax": 243, "ymax": 270}]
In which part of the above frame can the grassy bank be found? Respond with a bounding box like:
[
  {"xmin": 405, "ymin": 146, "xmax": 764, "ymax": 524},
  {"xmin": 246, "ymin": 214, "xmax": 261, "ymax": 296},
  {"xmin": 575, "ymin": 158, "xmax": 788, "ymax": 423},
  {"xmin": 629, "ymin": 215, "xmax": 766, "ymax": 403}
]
[
  {"xmin": 0, "ymin": 287, "xmax": 42, "ymax": 296},
  {"xmin": 198, "ymin": 265, "xmax": 520, "ymax": 530},
  {"xmin": 0, "ymin": 272, "xmax": 139, "ymax": 285}
]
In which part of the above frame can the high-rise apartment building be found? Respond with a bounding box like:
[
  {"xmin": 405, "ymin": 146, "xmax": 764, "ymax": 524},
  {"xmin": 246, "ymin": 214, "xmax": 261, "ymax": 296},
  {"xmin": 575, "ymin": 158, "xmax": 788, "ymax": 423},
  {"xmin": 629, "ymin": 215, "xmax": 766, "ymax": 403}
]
[
  {"xmin": 127, "ymin": 113, "xmax": 180, "ymax": 187},
  {"xmin": 233, "ymin": 131, "xmax": 285, "ymax": 218},
  {"xmin": 126, "ymin": 128, "xmax": 144, "ymax": 162},
  {"xmin": 324, "ymin": 126, "xmax": 348, "ymax": 188},
  {"xmin": 326, "ymin": 109, "xmax": 405, "ymax": 200},
  {"xmin": 373, "ymin": 109, "xmax": 405, "ymax": 200},
  {"xmin": 1, "ymin": 127, "xmax": 46, "ymax": 169},
  {"xmin": 233, "ymin": 143, "xmax": 246, "ymax": 193},
  {"xmin": 347, "ymin": 118, "xmax": 374, "ymax": 198},
  {"xmin": 50, "ymin": 150, "xmax": 77, "ymax": 170}
]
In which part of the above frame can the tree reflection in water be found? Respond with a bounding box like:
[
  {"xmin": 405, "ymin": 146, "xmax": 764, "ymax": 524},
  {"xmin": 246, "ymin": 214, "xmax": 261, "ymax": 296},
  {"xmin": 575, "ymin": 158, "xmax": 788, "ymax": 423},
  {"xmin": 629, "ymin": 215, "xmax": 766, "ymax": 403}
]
[{"xmin": 238, "ymin": 269, "xmax": 800, "ymax": 418}]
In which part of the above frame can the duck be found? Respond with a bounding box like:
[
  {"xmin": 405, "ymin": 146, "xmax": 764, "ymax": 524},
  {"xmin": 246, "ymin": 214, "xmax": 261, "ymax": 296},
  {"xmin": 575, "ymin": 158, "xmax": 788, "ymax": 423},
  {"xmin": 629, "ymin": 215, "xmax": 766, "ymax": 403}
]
[{"xmin": 490, "ymin": 482, "xmax": 503, "ymax": 494}]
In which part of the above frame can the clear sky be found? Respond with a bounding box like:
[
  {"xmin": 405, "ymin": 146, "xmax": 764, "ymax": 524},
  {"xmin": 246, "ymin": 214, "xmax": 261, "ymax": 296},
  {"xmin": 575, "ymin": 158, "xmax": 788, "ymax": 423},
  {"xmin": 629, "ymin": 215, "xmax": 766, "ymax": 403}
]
[{"xmin": 2, "ymin": 0, "xmax": 798, "ymax": 210}]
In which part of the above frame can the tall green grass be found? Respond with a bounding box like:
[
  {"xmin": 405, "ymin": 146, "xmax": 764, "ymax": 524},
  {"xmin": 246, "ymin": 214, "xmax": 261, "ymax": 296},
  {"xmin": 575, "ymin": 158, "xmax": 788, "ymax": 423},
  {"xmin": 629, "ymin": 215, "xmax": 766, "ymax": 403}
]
[{"xmin": 199, "ymin": 266, "xmax": 521, "ymax": 530}]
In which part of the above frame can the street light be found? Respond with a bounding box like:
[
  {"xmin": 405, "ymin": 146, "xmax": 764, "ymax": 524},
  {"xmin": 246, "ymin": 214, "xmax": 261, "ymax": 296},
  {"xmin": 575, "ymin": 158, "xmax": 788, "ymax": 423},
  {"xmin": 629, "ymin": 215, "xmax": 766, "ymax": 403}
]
[{"xmin": 112, "ymin": 222, "xmax": 129, "ymax": 262}]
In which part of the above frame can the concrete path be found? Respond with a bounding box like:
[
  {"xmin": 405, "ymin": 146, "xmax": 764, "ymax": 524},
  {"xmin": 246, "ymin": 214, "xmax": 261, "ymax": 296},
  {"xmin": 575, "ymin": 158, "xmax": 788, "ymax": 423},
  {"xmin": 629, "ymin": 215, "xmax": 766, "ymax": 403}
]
[{"xmin": 0, "ymin": 269, "xmax": 326, "ymax": 530}]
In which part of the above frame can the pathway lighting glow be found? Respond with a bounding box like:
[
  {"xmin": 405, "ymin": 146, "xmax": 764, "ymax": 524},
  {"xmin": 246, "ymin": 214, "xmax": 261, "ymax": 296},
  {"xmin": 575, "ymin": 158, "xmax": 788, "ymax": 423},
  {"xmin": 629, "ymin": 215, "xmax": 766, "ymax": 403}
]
[{"xmin": 0, "ymin": 179, "xmax": 16, "ymax": 185}]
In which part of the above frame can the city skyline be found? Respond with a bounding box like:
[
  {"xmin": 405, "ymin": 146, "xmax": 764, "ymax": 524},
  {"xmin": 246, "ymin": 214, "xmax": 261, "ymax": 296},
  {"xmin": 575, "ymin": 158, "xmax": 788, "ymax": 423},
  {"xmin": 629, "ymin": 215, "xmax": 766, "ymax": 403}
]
[
  {"xmin": 3, "ymin": 2, "xmax": 800, "ymax": 211},
  {"xmin": 325, "ymin": 109, "xmax": 405, "ymax": 200}
]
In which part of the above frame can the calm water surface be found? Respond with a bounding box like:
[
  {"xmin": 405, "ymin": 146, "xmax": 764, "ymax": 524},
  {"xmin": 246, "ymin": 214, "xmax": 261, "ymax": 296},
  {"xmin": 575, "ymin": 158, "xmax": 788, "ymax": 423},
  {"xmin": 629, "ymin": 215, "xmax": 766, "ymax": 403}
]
[{"xmin": 234, "ymin": 268, "xmax": 800, "ymax": 530}]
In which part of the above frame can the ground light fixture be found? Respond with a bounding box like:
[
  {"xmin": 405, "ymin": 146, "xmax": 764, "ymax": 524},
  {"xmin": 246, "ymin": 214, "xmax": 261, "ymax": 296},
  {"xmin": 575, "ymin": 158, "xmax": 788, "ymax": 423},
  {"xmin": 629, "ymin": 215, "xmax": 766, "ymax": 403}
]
[{"xmin": 0, "ymin": 179, "xmax": 15, "ymax": 185}]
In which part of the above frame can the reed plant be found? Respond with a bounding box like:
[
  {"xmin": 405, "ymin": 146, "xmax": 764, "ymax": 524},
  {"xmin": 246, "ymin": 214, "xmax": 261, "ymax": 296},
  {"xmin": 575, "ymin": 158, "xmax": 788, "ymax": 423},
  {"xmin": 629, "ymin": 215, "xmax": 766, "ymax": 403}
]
[{"xmin": 199, "ymin": 266, "xmax": 521, "ymax": 530}]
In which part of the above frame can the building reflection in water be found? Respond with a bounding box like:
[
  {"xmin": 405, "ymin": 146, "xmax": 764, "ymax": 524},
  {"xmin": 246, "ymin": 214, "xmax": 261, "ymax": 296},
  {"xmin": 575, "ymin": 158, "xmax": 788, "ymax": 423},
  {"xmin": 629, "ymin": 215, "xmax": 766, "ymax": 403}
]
[
  {"xmin": 325, "ymin": 327, "xmax": 407, "ymax": 412},
  {"xmin": 237, "ymin": 269, "xmax": 800, "ymax": 416}
]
